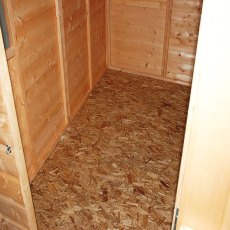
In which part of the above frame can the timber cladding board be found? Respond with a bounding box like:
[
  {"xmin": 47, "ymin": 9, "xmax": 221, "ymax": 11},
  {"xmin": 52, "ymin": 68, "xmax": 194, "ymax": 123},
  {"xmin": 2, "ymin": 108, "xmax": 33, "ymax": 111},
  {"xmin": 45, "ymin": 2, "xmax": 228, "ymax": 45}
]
[
  {"xmin": 4, "ymin": 0, "xmax": 108, "ymax": 181},
  {"xmin": 90, "ymin": 0, "xmax": 107, "ymax": 86},
  {"xmin": 0, "ymin": 151, "xmax": 18, "ymax": 177},
  {"xmin": 166, "ymin": 0, "xmax": 203, "ymax": 84},
  {"xmin": 0, "ymin": 193, "xmax": 27, "ymax": 226},
  {"xmin": 0, "ymin": 98, "xmax": 12, "ymax": 146},
  {"xmin": 0, "ymin": 59, "xmax": 29, "ymax": 229},
  {"xmin": 108, "ymin": 0, "xmax": 202, "ymax": 85},
  {"xmin": 0, "ymin": 171, "xmax": 23, "ymax": 204},
  {"xmin": 0, "ymin": 86, "xmax": 18, "ymax": 177},
  {"xmin": 0, "ymin": 219, "xmax": 29, "ymax": 230},
  {"xmin": 10, "ymin": 0, "xmax": 67, "ymax": 180},
  {"xmin": 62, "ymin": 0, "xmax": 90, "ymax": 119},
  {"xmin": 109, "ymin": 0, "xmax": 167, "ymax": 77}
]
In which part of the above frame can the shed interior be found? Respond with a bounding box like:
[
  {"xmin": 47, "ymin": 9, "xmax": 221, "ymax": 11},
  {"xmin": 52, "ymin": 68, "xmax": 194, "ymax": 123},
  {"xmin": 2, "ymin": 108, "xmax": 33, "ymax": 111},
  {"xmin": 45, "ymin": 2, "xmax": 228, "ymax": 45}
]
[{"xmin": 0, "ymin": 0, "xmax": 203, "ymax": 229}]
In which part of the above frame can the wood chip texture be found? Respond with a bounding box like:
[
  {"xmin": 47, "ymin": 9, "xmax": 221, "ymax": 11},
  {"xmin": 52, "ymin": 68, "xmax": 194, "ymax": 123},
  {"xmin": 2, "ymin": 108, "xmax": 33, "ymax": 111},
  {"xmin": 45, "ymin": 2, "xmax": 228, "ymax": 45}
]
[{"xmin": 31, "ymin": 70, "xmax": 190, "ymax": 230}]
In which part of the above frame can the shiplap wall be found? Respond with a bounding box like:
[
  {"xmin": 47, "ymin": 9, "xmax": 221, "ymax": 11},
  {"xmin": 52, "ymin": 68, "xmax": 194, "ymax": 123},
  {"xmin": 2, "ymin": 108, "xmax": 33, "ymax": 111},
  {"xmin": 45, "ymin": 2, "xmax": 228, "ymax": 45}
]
[
  {"xmin": 90, "ymin": 0, "xmax": 107, "ymax": 86},
  {"xmin": 9, "ymin": 0, "xmax": 67, "ymax": 180},
  {"xmin": 166, "ymin": 0, "xmax": 203, "ymax": 84},
  {"xmin": 0, "ymin": 73, "xmax": 29, "ymax": 230},
  {"xmin": 108, "ymin": 0, "xmax": 203, "ymax": 85},
  {"xmin": 62, "ymin": 0, "xmax": 90, "ymax": 119},
  {"xmin": 0, "ymin": 35, "xmax": 37, "ymax": 229},
  {"xmin": 4, "ymin": 0, "xmax": 107, "ymax": 181},
  {"xmin": 109, "ymin": 0, "xmax": 167, "ymax": 77}
]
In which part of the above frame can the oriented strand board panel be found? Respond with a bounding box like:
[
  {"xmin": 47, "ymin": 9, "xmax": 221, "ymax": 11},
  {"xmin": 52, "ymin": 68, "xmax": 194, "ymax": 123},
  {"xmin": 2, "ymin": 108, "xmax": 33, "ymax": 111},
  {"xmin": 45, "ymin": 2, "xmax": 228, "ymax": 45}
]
[
  {"xmin": 62, "ymin": 0, "xmax": 90, "ymax": 119},
  {"xmin": 109, "ymin": 0, "xmax": 167, "ymax": 76},
  {"xmin": 166, "ymin": 0, "xmax": 203, "ymax": 84},
  {"xmin": 90, "ymin": 0, "xmax": 107, "ymax": 85},
  {"xmin": 10, "ymin": 0, "xmax": 66, "ymax": 180},
  {"xmin": 31, "ymin": 70, "xmax": 190, "ymax": 229}
]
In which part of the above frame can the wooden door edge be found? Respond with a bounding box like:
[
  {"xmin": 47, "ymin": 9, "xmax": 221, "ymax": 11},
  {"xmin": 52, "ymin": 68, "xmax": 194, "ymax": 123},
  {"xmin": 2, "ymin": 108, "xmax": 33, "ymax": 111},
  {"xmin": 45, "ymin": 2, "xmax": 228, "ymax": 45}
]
[{"xmin": 171, "ymin": 2, "xmax": 205, "ymax": 229}]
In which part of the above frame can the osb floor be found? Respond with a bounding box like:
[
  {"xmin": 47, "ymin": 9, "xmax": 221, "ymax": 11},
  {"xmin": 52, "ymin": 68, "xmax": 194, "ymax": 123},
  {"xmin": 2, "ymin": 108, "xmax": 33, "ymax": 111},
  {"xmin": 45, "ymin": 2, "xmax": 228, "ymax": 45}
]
[{"xmin": 31, "ymin": 70, "xmax": 190, "ymax": 230}]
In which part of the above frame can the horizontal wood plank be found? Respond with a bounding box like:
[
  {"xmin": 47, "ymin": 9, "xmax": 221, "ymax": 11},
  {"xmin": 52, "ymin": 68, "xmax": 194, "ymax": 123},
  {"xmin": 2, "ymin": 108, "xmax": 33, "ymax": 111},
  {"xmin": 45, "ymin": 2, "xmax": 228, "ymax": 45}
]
[
  {"xmin": 62, "ymin": 0, "xmax": 90, "ymax": 119},
  {"xmin": 166, "ymin": 0, "xmax": 203, "ymax": 83},
  {"xmin": 110, "ymin": 0, "xmax": 167, "ymax": 77},
  {"xmin": 0, "ymin": 171, "xmax": 23, "ymax": 203}
]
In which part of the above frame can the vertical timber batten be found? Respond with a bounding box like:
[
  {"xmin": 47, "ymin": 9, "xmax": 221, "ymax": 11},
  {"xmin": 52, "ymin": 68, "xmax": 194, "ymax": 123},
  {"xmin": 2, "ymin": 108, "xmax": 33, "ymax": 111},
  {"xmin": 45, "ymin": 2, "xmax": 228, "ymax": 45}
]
[
  {"xmin": 55, "ymin": 0, "xmax": 71, "ymax": 122},
  {"xmin": 105, "ymin": 0, "xmax": 111, "ymax": 67},
  {"xmin": 86, "ymin": 0, "xmax": 93, "ymax": 89},
  {"xmin": 161, "ymin": 0, "xmax": 173, "ymax": 79}
]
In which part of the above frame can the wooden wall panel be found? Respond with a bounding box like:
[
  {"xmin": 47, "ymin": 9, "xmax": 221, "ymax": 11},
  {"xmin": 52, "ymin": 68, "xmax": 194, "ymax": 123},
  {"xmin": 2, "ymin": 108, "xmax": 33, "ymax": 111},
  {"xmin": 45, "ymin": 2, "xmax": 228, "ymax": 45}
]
[
  {"xmin": 0, "ymin": 97, "xmax": 12, "ymax": 146},
  {"xmin": 0, "ymin": 171, "xmax": 23, "ymax": 203},
  {"xmin": 0, "ymin": 150, "xmax": 18, "ymax": 177},
  {"xmin": 0, "ymin": 92, "xmax": 31, "ymax": 229},
  {"xmin": 90, "ymin": 0, "xmax": 107, "ymax": 85},
  {"xmin": 166, "ymin": 0, "xmax": 203, "ymax": 84},
  {"xmin": 0, "ymin": 75, "xmax": 18, "ymax": 178},
  {"xmin": 9, "ymin": 0, "xmax": 67, "ymax": 180},
  {"xmin": 0, "ymin": 28, "xmax": 37, "ymax": 228},
  {"xmin": 109, "ymin": 0, "xmax": 167, "ymax": 77},
  {"xmin": 0, "ymin": 194, "xmax": 27, "ymax": 226},
  {"xmin": 108, "ymin": 0, "xmax": 202, "ymax": 85},
  {"xmin": 0, "ymin": 92, "xmax": 27, "ymax": 229},
  {"xmin": 62, "ymin": 0, "xmax": 90, "ymax": 119}
]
